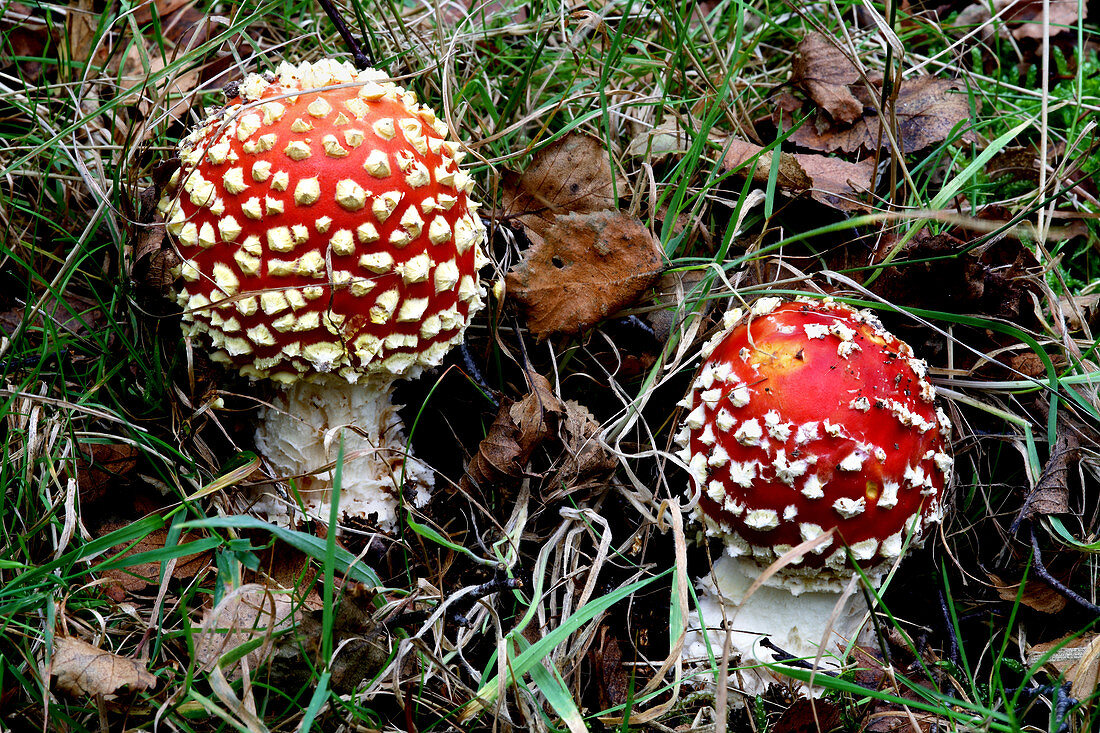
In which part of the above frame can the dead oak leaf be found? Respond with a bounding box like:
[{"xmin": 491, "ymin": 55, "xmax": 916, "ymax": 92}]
[
  {"xmin": 790, "ymin": 76, "xmax": 972, "ymax": 155},
  {"xmin": 792, "ymin": 33, "xmax": 863, "ymax": 124},
  {"xmin": 503, "ymin": 132, "xmax": 617, "ymax": 219},
  {"xmin": 1013, "ymin": 412, "xmax": 1080, "ymax": 527},
  {"xmin": 545, "ymin": 399, "xmax": 617, "ymax": 501},
  {"xmin": 52, "ymin": 637, "xmax": 157, "ymax": 697},
  {"xmin": 506, "ymin": 210, "xmax": 665, "ymax": 340}
]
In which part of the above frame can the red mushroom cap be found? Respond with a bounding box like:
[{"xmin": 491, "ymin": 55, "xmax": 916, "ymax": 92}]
[
  {"xmin": 158, "ymin": 59, "xmax": 487, "ymax": 384},
  {"xmin": 677, "ymin": 297, "xmax": 952, "ymax": 584}
]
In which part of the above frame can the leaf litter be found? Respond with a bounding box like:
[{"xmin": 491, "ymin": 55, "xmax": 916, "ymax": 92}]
[
  {"xmin": 51, "ymin": 637, "xmax": 157, "ymax": 698},
  {"xmin": 504, "ymin": 133, "xmax": 666, "ymax": 339},
  {"xmin": 780, "ymin": 62, "xmax": 974, "ymax": 155},
  {"xmin": 791, "ymin": 33, "xmax": 865, "ymax": 124},
  {"xmin": 720, "ymin": 137, "xmax": 876, "ymax": 211}
]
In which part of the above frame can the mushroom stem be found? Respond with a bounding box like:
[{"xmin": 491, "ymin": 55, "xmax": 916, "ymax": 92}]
[
  {"xmin": 252, "ymin": 376, "xmax": 434, "ymax": 528},
  {"xmin": 685, "ymin": 555, "xmax": 869, "ymax": 696}
]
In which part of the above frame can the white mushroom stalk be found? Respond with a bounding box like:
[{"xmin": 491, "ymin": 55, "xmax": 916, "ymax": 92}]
[
  {"xmin": 158, "ymin": 59, "xmax": 488, "ymax": 528},
  {"xmin": 677, "ymin": 298, "xmax": 952, "ymax": 695}
]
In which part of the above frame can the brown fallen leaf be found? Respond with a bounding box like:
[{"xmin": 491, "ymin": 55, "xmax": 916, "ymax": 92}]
[
  {"xmin": 462, "ymin": 373, "xmax": 563, "ymax": 491},
  {"xmin": 132, "ymin": 0, "xmax": 194, "ymax": 24},
  {"xmin": 545, "ymin": 399, "xmax": 617, "ymax": 501},
  {"xmin": 772, "ymin": 698, "xmax": 842, "ymax": 733},
  {"xmin": 850, "ymin": 637, "xmax": 952, "ymax": 732},
  {"xmin": 1014, "ymin": 415, "xmax": 1079, "ymax": 525},
  {"xmin": 0, "ymin": 290, "xmax": 107, "ymax": 342},
  {"xmin": 62, "ymin": 0, "xmax": 101, "ymax": 75},
  {"xmin": 644, "ymin": 268, "xmax": 712, "ymax": 342},
  {"xmin": 269, "ymin": 584, "xmax": 397, "ymax": 695},
  {"xmin": 719, "ymin": 138, "xmax": 875, "ymax": 211},
  {"xmin": 1028, "ymin": 633, "xmax": 1100, "ymax": 699},
  {"xmin": 74, "ymin": 443, "xmax": 140, "ymax": 505},
  {"xmin": 503, "ymin": 132, "xmax": 618, "ymax": 219},
  {"xmin": 789, "ymin": 75, "xmax": 972, "ymax": 155},
  {"xmin": 1003, "ymin": 0, "xmax": 1085, "ymax": 38},
  {"xmin": 792, "ymin": 33, "xmax": 863, "ymax": 124},
  {"xmin": 506, "ymin": 210, "xmax": 665, "ymax": 339},
  {"xmin": 987, "ymin": 572, "xmax": 1067, "ymax": 614},
  {"xmin": 2, "ymin": 4, "xmax": 50, "ymax": 84},
  {"xmin": 52, "ymin": 637, "xmax": 157, "ymax": 697},
  {"xmin": 721, "ymin": 138, "xmax": 813, "ymax": 191},
  {"xmin": 793, "ymin": 153, "xmax": 875, "ymax": 211},
  {"xmin": 869, "ymin": 231, "xmax": 1040, "ymax": 322},
  {"xmin": 95, "ymin": 523, "xmax": 211, "ymax": 601},
  {"xmin": 591, "ymin": 624, "xmax": 630, "ymax": 709}
]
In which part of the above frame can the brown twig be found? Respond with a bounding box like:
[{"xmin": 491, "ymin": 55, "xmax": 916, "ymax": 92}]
[
  {"xmin": 316, "ymin": 0, "xmax": 373, "ymax": 69},
  {"xmin": 1029, "ymin": 524, "xmax": 1100, "ymax": 616}
]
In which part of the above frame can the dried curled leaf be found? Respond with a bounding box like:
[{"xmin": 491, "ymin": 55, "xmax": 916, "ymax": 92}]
[
  {"xmin": 505, "ymin": 210, "xmax": 665, "ymax": 339},
  {"xmin": 788, "ymin": 76, "xmax": 972, "ymax": 155},
  {"xmin": 463, "ymin": 373, "xmax": 563, "ymax": 489},
  {"xmin": 269, "ymin": 584, "xmax": 395, "ymax": 695},
  {"xmin": 52, "ymin": 637, "xmax": 157, "ymax": 698},
  {"xmin": 1015, "ymin": 417, "xmax": 1078, "ymax": 523},
  {"xmin": 546, "ymin": 399, "xmax": 617, "ymax": 500},
  {"xmin": 792, "ymin": 33, "xmax": 863, "ymax": 124},
  {"xmin": 193, "ymin": 584, "xmax": 299, "ymax": 678}
]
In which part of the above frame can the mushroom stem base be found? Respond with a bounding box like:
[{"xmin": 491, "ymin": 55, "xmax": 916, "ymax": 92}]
[
  {"xmin": 252, "ymin": 377, "xmax": 434, "ymax": 528},
  {"xmin": 684, "ymin": 555, "xmax": 869, "ymax": 699}
]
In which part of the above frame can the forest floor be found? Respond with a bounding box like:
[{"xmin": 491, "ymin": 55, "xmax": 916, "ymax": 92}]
[{"xmin": 2, "ymin": 0, "xmax": 1100, "ymax": 730}]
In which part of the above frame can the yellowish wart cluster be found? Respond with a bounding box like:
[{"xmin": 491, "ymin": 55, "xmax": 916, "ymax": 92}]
[{"xmin": 158, "ymin": 58, "xmax": 488, "ymax": 384}]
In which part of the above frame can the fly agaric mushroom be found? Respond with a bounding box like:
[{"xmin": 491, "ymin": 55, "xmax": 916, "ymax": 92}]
[
  {"xmin": 676, "ymin": 297, "xmax": 952, "ymax": 688},
  {"xmin": 158, "ymin": 59, "xmax": 487, "ymax": 527}
]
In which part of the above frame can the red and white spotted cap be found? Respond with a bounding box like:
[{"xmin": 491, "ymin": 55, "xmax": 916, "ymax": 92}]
[
  {"xmin": 676, "ymin": 297, "xmax": 952, "ymax": 590},
  {"xmin": 158, "ymin": 59, "xmax": 488, "ymax": 384}
]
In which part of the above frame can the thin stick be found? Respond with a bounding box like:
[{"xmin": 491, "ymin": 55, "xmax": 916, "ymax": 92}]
[
  {"xmin": 316, "ymin": 0, "xmax": 373, "ymax": 69},
  {"xmin": 1030, "ymin": 524, "xmax": 1100, "ymax": 616}
]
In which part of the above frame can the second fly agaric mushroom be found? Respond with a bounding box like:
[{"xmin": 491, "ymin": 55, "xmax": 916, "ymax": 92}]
[
  {"xmin": 675, "ymin": 297, "xmax": 952, "ymax": 690},
  {"xmin": 158, "ymin": 59, "xmax": 488, "ymax": 527}
]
